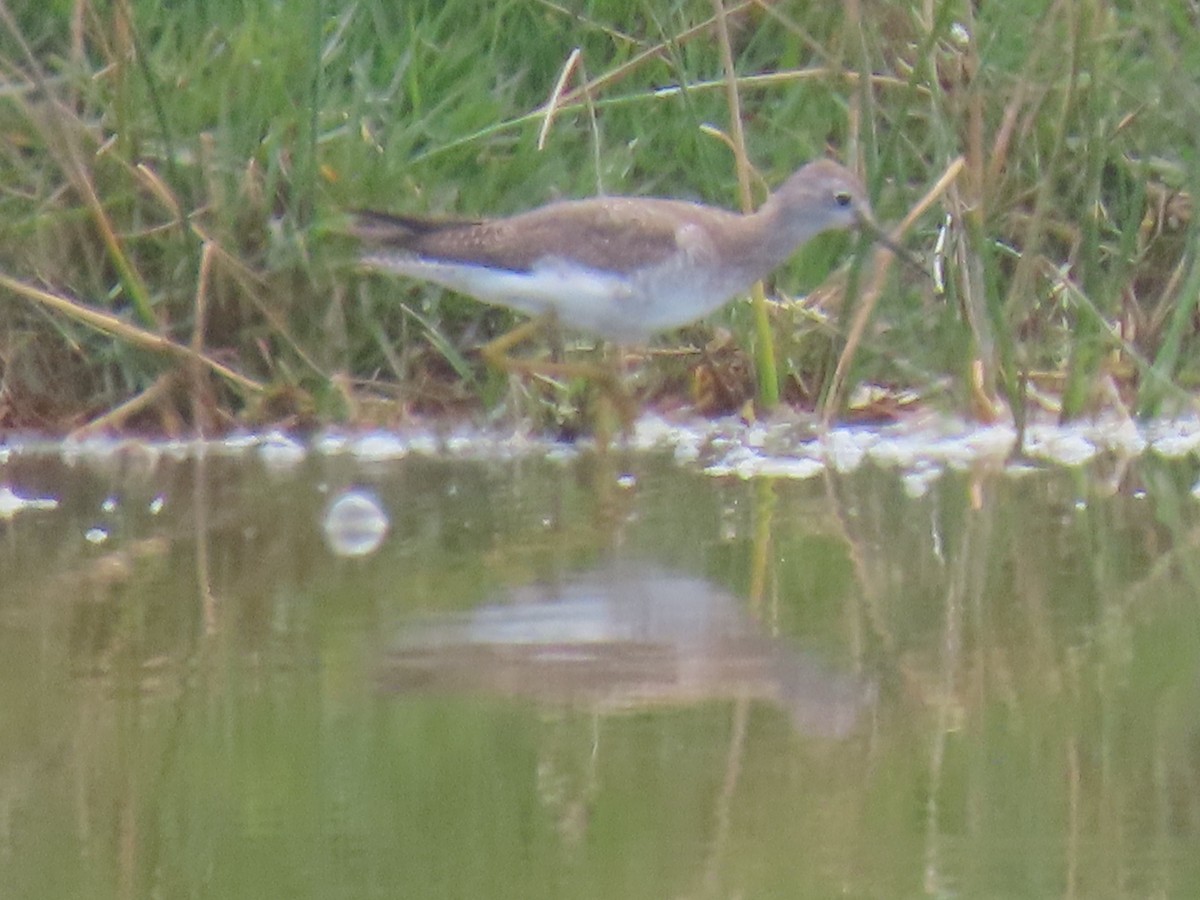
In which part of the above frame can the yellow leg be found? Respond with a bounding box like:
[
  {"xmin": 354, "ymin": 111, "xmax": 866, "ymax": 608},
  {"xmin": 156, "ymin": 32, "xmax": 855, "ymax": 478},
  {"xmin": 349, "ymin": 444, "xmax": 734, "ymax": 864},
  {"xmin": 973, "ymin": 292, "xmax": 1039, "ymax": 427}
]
[
  {"xmin": 479, "ymin": 315, "xmax": 637, "ymax": 434},
  {"xmin": 479, "ymin": 314, "xmax": 556, "ymax": 370}
]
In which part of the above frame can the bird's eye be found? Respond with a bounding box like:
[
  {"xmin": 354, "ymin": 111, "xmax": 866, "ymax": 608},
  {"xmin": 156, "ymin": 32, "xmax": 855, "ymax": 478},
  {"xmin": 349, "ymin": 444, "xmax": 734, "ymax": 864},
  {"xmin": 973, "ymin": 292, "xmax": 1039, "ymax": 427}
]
[{"xmin": 834, "ymin": 190, "xmax": 853, "ymax": 208}]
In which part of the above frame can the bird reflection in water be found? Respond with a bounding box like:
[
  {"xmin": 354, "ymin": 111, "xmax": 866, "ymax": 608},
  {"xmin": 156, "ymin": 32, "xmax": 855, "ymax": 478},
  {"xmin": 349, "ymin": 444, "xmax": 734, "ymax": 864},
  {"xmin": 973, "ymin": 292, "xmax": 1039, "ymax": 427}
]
[{"xmin": 381, "ymin": 563, "xmax": 875, "ymax": 739}]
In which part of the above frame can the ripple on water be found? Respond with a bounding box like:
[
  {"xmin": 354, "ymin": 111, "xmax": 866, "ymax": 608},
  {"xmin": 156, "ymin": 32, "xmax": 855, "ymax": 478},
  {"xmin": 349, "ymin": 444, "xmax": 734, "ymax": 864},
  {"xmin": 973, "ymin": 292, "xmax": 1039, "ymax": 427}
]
[{"xmin": 0, "ymin": 411, "xmax": 1196, "ymax": 482}]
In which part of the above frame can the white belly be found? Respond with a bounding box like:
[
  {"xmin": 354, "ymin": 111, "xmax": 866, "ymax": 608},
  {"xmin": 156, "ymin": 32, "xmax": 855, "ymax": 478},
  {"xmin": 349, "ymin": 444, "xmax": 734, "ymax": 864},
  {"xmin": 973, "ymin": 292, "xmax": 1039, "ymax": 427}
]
[{"xmin": 364, "ymin": 252, "xmax": 752, "ymax": 343}]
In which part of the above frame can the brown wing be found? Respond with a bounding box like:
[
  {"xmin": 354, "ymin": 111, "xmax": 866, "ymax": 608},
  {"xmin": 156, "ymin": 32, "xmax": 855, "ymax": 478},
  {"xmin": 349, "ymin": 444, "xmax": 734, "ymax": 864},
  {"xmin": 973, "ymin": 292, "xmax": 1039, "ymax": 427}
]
[
  {"xmin": 350, "ymin": 210, "xmax": 485, "ymax": 242},
  {"xmin": 352, "ymin": 198, "xmax": 692, "ymax": 274}
]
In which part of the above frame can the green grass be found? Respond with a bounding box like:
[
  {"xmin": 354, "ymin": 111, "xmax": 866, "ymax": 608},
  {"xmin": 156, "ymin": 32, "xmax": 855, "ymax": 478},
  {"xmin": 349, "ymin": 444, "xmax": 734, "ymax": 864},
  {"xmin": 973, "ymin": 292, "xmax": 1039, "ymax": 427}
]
[{"xmin": 0, "ymin": 0, "xmax": 1197, "ymax": 433}]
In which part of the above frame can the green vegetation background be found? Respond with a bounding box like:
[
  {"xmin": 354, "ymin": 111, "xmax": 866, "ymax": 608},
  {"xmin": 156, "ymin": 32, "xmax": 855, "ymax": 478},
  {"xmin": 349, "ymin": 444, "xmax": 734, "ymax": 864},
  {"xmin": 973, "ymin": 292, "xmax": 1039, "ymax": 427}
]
[{"xmin": 1, "ymin": 0, "xmax": 1197, "ymax": 433}]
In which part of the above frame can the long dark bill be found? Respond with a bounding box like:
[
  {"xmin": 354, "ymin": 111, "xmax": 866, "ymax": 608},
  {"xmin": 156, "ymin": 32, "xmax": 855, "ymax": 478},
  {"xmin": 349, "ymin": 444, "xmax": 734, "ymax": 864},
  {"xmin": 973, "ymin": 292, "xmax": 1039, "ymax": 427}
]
[{"xmin": 858, "ymin": 215, "xmax": 929, "ymax": 280}]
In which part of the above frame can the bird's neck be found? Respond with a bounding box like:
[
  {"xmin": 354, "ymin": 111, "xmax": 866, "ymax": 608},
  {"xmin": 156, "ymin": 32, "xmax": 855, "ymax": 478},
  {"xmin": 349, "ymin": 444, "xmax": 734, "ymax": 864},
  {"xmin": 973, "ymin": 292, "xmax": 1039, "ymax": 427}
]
[
  {"xmin": 773, "ymin": 188, "xmax": 840, "ymax": 252},
  {"xmin": 732, "ymin": 195, "xmax": 817, "ymax": 278}
]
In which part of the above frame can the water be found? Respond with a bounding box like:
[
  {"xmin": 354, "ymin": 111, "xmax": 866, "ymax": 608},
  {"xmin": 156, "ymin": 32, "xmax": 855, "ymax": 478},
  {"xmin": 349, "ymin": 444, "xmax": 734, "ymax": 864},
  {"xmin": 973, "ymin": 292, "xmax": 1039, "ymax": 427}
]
[{"xmin": 2, "ymin": 427, "xmax": 1200, "ymax": 898}]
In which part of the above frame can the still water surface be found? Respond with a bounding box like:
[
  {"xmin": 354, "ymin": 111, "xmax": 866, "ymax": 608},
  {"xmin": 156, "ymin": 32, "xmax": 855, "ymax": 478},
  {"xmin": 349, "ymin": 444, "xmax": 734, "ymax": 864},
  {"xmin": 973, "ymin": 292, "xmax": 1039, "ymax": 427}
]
[{"xmin": 1, "ymin": 432, "xmax": 1199, "ymax": 898}]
